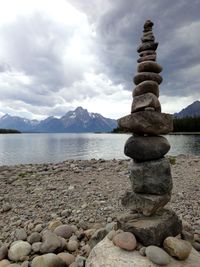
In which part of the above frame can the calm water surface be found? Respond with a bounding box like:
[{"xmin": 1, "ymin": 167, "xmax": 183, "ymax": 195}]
[{"xmin": 0, "ymin": 133, "xmax": 199, "ymax": 165}]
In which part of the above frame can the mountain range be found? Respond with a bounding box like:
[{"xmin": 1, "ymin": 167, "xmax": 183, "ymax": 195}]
[
  {"xmin": 174, "ymin": 100, "xmax": 200, "ymax": 118},
  {"xmin": 0, "ymin": 101, "xmax": 199, "ymax": 133},
  {"xmin": 0, "ymin": 107, "xmax": 117, "ymax": 133}
]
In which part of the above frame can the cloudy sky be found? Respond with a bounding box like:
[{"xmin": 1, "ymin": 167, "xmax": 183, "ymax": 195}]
[{"xmin": 0, "ymin": 0, "xmax": 199, "ymax": 120}]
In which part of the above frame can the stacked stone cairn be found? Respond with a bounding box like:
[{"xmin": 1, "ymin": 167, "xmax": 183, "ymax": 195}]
[{"xmin": 117, "ymin": 20, "xmax": 182, "ymax": 246}]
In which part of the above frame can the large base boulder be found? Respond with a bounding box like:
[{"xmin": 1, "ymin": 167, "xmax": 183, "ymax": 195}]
[
  {"xmin": 86, "ymin": 237, "xmax": 200, "ymax": 267},
  {"xmin": 117, "ymin": 209, "xmax": 182, "ymax": 246}
]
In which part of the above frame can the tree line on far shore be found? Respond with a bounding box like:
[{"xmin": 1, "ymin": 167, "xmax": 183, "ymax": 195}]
[
  {"xmin": 0, "ymin": 129, "xmax": 21, "ymax": 134},
  {"xmin": 111, "ymin": 116, "xmax": 200, "ymax": 133}
]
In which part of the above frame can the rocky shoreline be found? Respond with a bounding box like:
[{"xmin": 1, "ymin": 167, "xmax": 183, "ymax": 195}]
[{"xmin": 0, "ymin": 155, "xmax": 200, "ymax": 266}]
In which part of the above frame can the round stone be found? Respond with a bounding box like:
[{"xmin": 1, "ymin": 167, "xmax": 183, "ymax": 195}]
[
  {"xmin": 163, "ymin": 237, "xmax": 192, "ymax": 260},
  {"xmin": 146, "ymin": 245, "xmax": 170, "ymax": 265},
  {"xmin": 67, "ymin": 240, "xmax": 79, "ymax": 252},
  {"xmin": 27, "ymin": 232, "xmax": 41, "ymax": 244},
  {"xmin": 141, "ymin": 35, "xmax": 155, "ymax": 42},
  {"xmin": 14, "ymin": 229, "xmax": 27, "ymax": 241},
  {"xmin": 137, "ymin": 55, "xmax": 156, "ymax": 63},
  {"xmin": 137, "ymin": 42, "xmax": 158, "ymax": 53},
  {"xmin": 32, "ymin": 253, "xmax": 66, "ymax": 267},
  {"xmin": 134, "ymin": 72, "xmax": 162, "ymax": 85},
  {"xmin": 8, "ymin": 241, "xmax": 31, "ymax": 262},
  {"xmin": 144, "ymin": 20, "xmax": 154, "ymax": 28},
  {"xmin": 57, "ymin": 252, "xmax": 75, "ymax": 265},
  {"xmin": 124, "ymin": 135, "xmax": 170, "ymax": 161},
  {"xmin": 54, "ymin": 225, "xmax": 74, "ymax": 239},
  {"xmin": 113, "ymin": 232, "xmax": 137, "ymax": 251},
  {"xmin": 131, "ymin": 93, "xmax": 161, "ymax": 113},
  {"xmin": 133, "ymin": 80, "xmax": 159, "ymax": 97},
  {"xmin": 0, "ymin": 259, "xmax": 10, "ymax": 267},
  {"xmin": 137, "ymin": 61, "xmax": 162, "ymax": 73}
]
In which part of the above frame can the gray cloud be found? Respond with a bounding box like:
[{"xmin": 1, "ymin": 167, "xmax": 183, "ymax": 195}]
[{"xmin": 0, "ymin": 0, "xmax": 199, "ymax": 119}]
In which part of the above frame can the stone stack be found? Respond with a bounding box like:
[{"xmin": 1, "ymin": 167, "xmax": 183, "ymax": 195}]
[{"xmin": 117, "ymin": 20, "xmax": 182, "ymax": 246}]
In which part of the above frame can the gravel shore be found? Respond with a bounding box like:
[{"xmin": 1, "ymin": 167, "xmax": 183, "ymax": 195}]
[{"xmin": 0, "ymin": 155, "xmax": 200, "ymax": 243}]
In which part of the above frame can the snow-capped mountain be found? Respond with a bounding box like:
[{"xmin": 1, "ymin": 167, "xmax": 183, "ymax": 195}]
[
  {"xmin": 0, "ymin": 107, "xmax": 117, "ymax": 133},
  {"xmin": 174, "ymin": 101, "xmax": 200, "ymax": 118}
]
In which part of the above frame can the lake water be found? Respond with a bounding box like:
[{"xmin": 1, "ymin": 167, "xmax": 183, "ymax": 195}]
[{"xmin": 0, "ymin": 133, "xmax": 199, "ymax": 165}]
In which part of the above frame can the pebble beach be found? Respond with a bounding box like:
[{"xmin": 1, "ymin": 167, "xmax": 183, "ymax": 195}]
[{"xmin": 0, "ymin": 155, "xmax": 200, "ymax": 266}]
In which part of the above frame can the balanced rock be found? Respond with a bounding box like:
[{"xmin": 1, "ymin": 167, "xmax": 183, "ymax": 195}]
[
  {"xmin": 117, "ymin": 209, "xmax": 182, "ymax": 246},
  {"xmin": 121, "ymin": 191, "xmax": 170, "ymax": 216},
  {"xmin": 133, "ymin": 80, "xmax": 159, "ymax": 97},
  {"xmin": 113, "ymin": 232, "xmax": 137, "ymax": 251},
  {"xmin": 163, "ymin": 237, "xmax": 192, "ymax": 260},
  {"xmin": 137, "ymin": 42, "xmax": 158, "ymax": 53},
  {"xmin": 8, "ymin": 241, "xmax": 31, "ymax": 262},
  {"xmin": 137, "ymin": 55, "xmax": 156, "ymax": 63},
  {"xmin": 124, "ymin": 135, "xmax": 170, "ymax": 161},
  {"xmin": 141, "ymin": 34, "xmax": 155, "ymax": 42},
  {"xmin": 117, "ymin": 111, "xmax": 173, "ymax": 135},
  {"xmin": 139, "ymin": 50, "xmax": 156, "ymax": 57},
  {"xmin": 32, "ymin": 253, "xmax": 66, "ymax": 267},
  {"xmin": 131, "ymin": 93, "xmax": 161, "ymax": 113},
  {"xmin": 134, "ymin": 72, "xmax": 162, "ymax": 85},
  {"xmin": 129, "ymin": 158, "xmax": 172, "ymax": 195},
  {"xmin": 146, "ymin": 245, "xmax": 170, "ymax": 265},
  {"xmin": 137, "ymin": 61, "xmax": 162, "ymax": 73}
]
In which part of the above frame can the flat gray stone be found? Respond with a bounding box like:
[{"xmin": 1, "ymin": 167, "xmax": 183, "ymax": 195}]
[
  {"xmin": 131, "ymin": 93, "xmax": 161, "ymax": 113},
  {"xmin": 141, "ymin": 34, "xmax": 155, "ymax": 42},
  {"xmin": 146, "ymin": 245, "xmax": 170, "ymax": 265},
  {"xmin": 139, "ymin": 50, "xmax": 156, "ymax": 57},
  {"xmin": 121, "ymin": 191, "xmax": 171, "ymax": 216},
  {"xmin": 124, "ymin": 135, "xmax": 170, "ymax": 161},
  {"xmin": 117, "ymin": 111, "xmax": 173, "ymax": 135},
  {"xmin": 137, "ymin": 61, "xmax": 162, "ymax": 73},
  {"xmin": 129, "ymin": 158, "xmax": 172, "ymax": 195},
  {"xmin": 117, "ymin": 209, "xmax": 182, "ymax": 246},
  {"xmin": 133, "ymin": 81, "xmax": 159, "ymax": 97},
  {"xmin": 137, "ymin": 55, "xmax": 156, "ymax": 63},
  {"xmin": 134, "ymin": 72, "xmax": 162, "ymax": 85},
  {"xmin": 137, "ymin": 42, "xmax": 158, "ymax": 53}
]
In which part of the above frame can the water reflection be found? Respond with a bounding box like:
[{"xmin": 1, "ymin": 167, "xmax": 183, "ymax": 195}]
[{"xmin": 0, "ymin": 133, "xmax": 199, "ymax": 165}]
